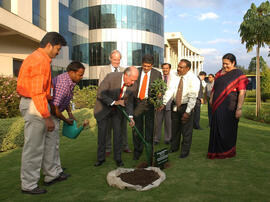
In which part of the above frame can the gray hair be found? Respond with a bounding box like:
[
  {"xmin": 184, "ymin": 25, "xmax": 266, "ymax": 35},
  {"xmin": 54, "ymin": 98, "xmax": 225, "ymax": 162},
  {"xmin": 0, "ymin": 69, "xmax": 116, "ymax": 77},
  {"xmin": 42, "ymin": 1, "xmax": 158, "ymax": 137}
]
[{"xmin": 109, "ymin": 50, "xmax": 122, "ymax": 60}]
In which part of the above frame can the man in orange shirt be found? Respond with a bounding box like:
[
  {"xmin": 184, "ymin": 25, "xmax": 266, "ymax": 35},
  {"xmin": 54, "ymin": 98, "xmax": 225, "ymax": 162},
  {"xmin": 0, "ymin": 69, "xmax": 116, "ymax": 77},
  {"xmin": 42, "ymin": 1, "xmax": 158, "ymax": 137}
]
[{"xmin": 17, "ymin": 32, "xmax": 66, "ymax": 194}]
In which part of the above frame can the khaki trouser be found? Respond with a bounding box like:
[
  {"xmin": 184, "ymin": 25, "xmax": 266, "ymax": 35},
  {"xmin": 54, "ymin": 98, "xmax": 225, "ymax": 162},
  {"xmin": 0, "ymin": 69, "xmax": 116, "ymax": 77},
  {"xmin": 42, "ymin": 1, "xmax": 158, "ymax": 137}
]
[
  {"xmin": 42, "ymin": 115, "xmax": 63, "ymax": 182},
  {"xmin": 20, "ymin": 98, "xmax": 60, "ymax": 190}
]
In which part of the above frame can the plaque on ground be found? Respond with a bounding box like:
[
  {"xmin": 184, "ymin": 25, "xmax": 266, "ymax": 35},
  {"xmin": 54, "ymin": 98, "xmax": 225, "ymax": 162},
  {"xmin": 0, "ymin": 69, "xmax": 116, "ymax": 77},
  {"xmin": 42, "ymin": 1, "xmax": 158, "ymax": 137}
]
[{"xmin": 154, "ymin": 148, "xmax": 169, "ymax": 169}]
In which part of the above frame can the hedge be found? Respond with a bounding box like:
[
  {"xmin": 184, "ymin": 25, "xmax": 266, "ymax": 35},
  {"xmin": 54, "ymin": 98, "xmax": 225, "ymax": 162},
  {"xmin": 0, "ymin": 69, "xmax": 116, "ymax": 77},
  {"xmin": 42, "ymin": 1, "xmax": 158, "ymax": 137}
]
[{"xmin": 0, "ymin": 108, "xmax": 96, "ymax": 152}]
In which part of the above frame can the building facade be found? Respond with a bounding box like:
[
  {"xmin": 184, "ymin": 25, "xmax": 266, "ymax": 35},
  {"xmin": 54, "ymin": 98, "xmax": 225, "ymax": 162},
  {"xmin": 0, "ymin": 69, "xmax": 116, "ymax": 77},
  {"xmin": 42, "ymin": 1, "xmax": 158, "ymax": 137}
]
[
  {"xmin": 164, "ymin": 32, "xmax": 204, "ymax": 75},
  {"xmin": 72, "ymin": 0, "xmax": 164, "ymax": 80},
  {"xmin": 1, "ymin": 1, "xmax": 206, "ymax": 81}
]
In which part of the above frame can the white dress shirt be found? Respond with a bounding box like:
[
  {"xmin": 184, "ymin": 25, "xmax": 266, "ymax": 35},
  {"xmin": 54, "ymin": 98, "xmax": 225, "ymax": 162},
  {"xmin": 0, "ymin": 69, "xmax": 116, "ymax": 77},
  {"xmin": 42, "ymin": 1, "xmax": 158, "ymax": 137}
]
[
  {"xmin": 110, "ymin": 64, "xmax": 120, "ymax": 72},
  {"xmin": 137, "ymin": 69, "xmax": 152, "ymax": 99},
  {"xmin": 163, "ymin": 70, "xmax": 200, "ymax": 113}
]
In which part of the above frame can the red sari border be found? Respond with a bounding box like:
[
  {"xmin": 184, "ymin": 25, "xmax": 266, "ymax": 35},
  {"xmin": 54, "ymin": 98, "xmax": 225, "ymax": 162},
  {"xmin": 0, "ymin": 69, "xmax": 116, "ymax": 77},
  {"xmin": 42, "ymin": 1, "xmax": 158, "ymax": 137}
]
[{"xmin": 207, "ymin": 146, "xmax": 236, "ymax": 159}]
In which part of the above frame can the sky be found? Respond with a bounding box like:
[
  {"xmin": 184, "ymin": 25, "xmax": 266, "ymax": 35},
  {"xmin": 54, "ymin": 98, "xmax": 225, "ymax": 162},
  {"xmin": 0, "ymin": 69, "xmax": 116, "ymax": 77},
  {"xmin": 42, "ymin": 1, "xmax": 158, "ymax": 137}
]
[{"xmin": 164, "ymin": 0, "xmax": 270, "ymax": 74}]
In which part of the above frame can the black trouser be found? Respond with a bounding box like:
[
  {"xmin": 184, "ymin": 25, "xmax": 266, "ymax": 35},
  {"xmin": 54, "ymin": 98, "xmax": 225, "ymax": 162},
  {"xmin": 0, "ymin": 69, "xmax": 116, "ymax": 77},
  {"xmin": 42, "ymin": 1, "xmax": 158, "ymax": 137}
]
[
  {"xmin": 171, "ymin": 104, "xmax": 194, "ymax": 156},
  {"xmin": 193, "ymin": 101, "xmax": 201, "ymax": 129},
  {"xmin": 97, "ymin": 110, "xmax": 123, "ymax": 162},
  {"xmin": 132, "ymin": 99, "xmax": 154, "ymax": 163}
]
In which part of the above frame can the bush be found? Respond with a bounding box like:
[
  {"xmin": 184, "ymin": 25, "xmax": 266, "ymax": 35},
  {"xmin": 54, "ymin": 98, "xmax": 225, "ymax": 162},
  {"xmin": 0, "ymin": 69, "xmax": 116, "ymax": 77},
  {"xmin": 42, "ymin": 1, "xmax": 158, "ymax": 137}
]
[
  {"xmin": 0, "ymin": 116, "xmax": 24, "ymax": 152},
  {"xmin": 243, "ymin": 104, "xmax": 270, "ymax": 124},
  {"xmin": 73, "ymin": 85, "xmax": 98, "ymax": 109},
  {"xmin": 246, "ymin": 90, "xmax": 256, "ymax": 98},
  {"xmin": 0, "ymin": 76, "xmax": 20, "ymax": 118}
]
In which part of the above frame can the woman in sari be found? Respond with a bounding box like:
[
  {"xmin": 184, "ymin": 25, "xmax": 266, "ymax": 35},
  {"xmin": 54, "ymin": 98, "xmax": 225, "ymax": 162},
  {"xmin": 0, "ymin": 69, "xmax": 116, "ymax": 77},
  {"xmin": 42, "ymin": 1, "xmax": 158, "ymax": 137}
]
[{"xmin": 207, "ymin": 53, "xmax": 249, "ymax": 159}]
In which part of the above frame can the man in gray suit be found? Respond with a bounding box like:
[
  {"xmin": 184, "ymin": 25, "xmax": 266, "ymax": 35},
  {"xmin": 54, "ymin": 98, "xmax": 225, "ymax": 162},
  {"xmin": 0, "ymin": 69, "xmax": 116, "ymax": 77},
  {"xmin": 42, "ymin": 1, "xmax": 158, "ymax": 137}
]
[
  {"xmin": 98, "ymin": 50, "xmax": 132, "ymax": 156},
  {"xmin": 94, "ymin": 66, "xmax": 139, "ymax": 167},
  {"xmin": 154, "ymin": 63, "xmax": 172, "ymax": 145}
]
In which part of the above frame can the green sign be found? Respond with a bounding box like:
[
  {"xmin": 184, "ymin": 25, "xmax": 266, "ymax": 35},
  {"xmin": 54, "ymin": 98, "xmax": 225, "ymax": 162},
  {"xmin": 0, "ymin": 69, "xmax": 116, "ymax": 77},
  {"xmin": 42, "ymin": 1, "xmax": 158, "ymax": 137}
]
[{"xmin": 154, "ymin": 148, "xmax": 169, "ymax": 168}]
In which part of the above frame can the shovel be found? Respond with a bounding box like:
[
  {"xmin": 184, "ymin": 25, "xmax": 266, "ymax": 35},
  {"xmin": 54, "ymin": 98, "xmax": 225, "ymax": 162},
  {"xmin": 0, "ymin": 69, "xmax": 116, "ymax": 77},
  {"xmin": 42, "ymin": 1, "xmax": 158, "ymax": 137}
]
[{"xmin": 116, "ymin": 106, "xmax": 152, "ymax": 166}]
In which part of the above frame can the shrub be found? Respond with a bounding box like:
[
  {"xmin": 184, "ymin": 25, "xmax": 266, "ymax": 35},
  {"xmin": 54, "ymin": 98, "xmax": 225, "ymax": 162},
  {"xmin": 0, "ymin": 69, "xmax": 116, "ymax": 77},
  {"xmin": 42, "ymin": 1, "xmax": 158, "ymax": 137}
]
[
  {"xmin": 0, "ymin": 116, "xmax": 24, "ymax": 152},
  {"xmin": 243, "ymin": 104, "xmax": 270, "ymax": 124},
  {"xmin": 246, "ymin": 90, "xmax": 256, "ymax": 98},
  {"xmin": 73, "ymin": 85, "xmax": 98, "ymax": 109},
  {"xmin": 0, "ymin": 76, "xmax": 20, "ymax": 118}
]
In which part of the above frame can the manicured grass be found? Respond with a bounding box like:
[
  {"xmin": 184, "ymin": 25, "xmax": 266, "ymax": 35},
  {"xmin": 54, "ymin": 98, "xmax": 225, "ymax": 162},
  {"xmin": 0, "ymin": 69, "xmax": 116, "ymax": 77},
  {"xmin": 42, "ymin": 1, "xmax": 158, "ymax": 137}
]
[{"xmin": 0, "ymin": 105, "xmax": 270, "ymax": 202}]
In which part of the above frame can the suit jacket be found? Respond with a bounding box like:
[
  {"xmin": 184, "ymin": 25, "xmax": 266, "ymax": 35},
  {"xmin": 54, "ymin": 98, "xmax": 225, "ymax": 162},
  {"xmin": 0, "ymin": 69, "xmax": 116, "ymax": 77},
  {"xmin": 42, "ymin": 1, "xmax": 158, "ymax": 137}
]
[
  {"xmin": 196, "ymin": 76, "xmax": 203, "ymax": 104},
  {"xmin": 94, "ymin": 72, "xmax": 137, "ymax": 121},
  {"xmin": 134, "ymin": 67, "xmax": 162, "ymax": 99},
  {"xmin": 98, "ymin": 65, "xmax": 126, "ymax": 86}
]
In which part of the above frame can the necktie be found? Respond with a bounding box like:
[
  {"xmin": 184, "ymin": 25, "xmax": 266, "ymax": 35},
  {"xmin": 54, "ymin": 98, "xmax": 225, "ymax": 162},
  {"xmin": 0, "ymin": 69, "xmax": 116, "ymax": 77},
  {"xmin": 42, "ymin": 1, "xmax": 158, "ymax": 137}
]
[
  {"xmin": 175, "ymin": 76, "xmax": 183, "ymax": 108},
  {"xmin": 164, "ymin": 75, "xmax": 168, "ymax": 84},
  {"xmin": 139, "ymin": 73, "xmax": 148, "ymax": 100},
  {"xmin": 119, "ymin": 84, "xmax": 125, "ymax": 99},
  {"xmin": 114, "ymin": 68, "xmax": 118, "ymax": 72}
]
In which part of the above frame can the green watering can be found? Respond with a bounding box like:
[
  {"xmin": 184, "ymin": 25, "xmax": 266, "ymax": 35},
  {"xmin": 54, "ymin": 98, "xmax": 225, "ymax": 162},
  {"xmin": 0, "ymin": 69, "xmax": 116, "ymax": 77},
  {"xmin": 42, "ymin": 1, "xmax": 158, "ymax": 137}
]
[{"xmin": 62, "ymin": 120, "xmax": 83, "ymax": 139}]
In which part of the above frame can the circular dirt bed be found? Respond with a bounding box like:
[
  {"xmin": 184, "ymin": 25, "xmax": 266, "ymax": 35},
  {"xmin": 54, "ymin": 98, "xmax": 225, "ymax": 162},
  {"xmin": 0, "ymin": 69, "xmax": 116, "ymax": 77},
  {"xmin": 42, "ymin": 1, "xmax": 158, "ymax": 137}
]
[{"xmin": 107, "ymin": 167, "xmax": 166, "ymax": 191}]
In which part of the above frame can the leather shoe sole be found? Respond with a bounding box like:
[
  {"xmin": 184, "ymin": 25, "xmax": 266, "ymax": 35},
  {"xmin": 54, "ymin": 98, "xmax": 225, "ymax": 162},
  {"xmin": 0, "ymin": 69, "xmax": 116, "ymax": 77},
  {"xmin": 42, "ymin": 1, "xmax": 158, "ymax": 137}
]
[
  {"xmin": 21, "ymin": 187, "xmax": 47, "ymax": 195},
  {"xmin": 179, "ymin": 153, "xmax": 189, "ymax": 158},
  {"xmin": 44, "ymin": 174, "xmax": 68, "ymax": 186},
  {"xmin": 94, "ymin": 160, "xmax": 105, "ymax": 167}
]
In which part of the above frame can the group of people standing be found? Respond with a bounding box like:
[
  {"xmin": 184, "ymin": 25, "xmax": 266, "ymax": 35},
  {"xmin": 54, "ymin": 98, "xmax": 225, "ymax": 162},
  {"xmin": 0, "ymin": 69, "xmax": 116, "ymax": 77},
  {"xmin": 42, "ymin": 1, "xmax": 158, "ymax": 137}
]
[{"xmin": 16, "ymin": 31, "xmax": 248, "ymax": 195}]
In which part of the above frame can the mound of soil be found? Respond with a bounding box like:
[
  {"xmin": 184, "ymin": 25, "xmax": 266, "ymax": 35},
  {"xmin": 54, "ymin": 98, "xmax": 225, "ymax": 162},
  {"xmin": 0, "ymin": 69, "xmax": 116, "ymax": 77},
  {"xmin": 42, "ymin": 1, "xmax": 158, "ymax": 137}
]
[{"xmin": 118, "ymin": 169, "xmax": 160, "ymax": 187}]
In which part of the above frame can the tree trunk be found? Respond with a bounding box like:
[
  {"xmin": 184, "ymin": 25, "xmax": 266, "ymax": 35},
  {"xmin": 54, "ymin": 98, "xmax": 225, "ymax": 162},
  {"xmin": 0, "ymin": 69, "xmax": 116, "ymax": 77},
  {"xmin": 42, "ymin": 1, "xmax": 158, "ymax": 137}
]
[{"xmin": 256, "ymin": 45, "xmax": 261, "ymax": 117}]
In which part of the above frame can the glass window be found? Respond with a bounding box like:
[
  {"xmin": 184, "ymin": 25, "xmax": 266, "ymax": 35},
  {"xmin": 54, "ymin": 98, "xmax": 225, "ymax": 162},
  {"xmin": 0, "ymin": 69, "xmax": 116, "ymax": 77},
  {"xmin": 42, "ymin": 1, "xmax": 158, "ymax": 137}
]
[
  {"xmin": 32, "ymin": 0, "xmax": 46, "ymax": 30},
  {"xmin": 0, "ymin": 0, "xmax": 11, "ymax": 11},
  {"xmin": 88, "ymin": 5, "xmax": 164, "ymax": 37},
  {"xmin": 13, "ymin": 59, "xmax": 22, "ymax": 77}
]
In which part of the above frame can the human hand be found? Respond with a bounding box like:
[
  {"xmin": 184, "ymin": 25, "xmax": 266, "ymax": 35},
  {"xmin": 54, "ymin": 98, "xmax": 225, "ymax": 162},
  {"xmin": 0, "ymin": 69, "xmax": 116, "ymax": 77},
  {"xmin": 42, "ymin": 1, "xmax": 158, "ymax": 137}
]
[
  {"xmin": 44, "ymin": 117, "xmax": 55, "ymax": 132},
  {"xmin": 65, "ymin": 118, "xmax": 74, "ymax": 125},
  {"xmin": 235, "ymin": 109, "xmax": 242, "ymax": 119},
  {"xmin": 83, "ymin": 119, "xmax": 89, "ymax": 127},
  {"xmin": 200, "ymin": 98, "xmax": 204, "ymax": 104},
  {"xmin": 114, "ymin": 100, "xmax": 125, "ymax": 107},
  {"xmin": 129, "ymin": 118, "xmax": 135, "ymax": 127},
  {"xmin": 181, "ymin": 112, "xmax": 190, "ymax": 124},
  {"xmin": 157, "ymin": 105, "xmax": 165, "ymax": 111}
]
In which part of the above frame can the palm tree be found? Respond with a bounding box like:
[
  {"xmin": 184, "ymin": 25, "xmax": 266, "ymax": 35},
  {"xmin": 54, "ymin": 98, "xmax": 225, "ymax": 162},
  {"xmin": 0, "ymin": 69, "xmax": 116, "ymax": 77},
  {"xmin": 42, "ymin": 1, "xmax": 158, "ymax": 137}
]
[{"xmin": 239, "ymin": 1, "xmax": 270, "ymax": 116}]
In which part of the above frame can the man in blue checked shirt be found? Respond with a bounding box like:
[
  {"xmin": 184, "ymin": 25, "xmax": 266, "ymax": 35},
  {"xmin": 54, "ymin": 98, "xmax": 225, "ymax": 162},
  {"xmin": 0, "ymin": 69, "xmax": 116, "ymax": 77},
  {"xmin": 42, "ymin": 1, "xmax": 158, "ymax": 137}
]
[{"xmin": 43, "ymin": 61, "xmax": 85, "ymax": 186}]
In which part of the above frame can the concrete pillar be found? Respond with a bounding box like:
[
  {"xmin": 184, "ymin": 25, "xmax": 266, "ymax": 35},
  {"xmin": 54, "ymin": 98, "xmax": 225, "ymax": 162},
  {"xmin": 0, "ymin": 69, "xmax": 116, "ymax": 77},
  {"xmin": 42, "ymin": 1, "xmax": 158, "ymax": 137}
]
[
  {"xmin": 11, "ymin": 0, "xmax": 32, "ymax": 23},
  {"xmin": 46, "ymin": 0, "xmax": 59, "ymax": 32}
]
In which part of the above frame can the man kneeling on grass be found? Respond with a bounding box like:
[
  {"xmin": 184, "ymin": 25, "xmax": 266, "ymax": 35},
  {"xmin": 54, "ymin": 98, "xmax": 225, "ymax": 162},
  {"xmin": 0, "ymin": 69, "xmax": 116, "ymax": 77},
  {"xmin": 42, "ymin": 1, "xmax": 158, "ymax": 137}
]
[{"xmin": 44, "ymin": 61, "xmax": 88, "ymax": 186}]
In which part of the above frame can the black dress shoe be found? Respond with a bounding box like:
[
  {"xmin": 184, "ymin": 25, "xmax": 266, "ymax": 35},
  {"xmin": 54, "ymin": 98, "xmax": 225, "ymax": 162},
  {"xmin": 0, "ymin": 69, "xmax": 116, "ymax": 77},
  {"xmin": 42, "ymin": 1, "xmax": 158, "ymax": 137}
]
[
  {"xmin": 169, "ymin": 149, "xmax": 177, "ymax": 153},
  {"xmin": 60, "ymin": 172, "xmax": 71, "ymax": 178},
  {"xmin": 164, "ymin": 141, "xmax": 170, "ymax": 145},
  {"xmin": 21, "ymin": 186, "xmax": 47, "ymax": 195},
  {"xmin": 179, "ymin": 152, "xmax": 189, "ymax": 158},
  {"xmin": 94, "ymin": 160, "xmax": 105, "ymax": 167},
  {"xmin": 116, "ymin": 160, "xmax": 124, "ymax": 167},
  {"xmin": 44, "ymin": 174, "xmax": 68, "ymax": 186},
  {"xmin": 154, "ymin": 141, "xmax": 159, "ymax": 145}
]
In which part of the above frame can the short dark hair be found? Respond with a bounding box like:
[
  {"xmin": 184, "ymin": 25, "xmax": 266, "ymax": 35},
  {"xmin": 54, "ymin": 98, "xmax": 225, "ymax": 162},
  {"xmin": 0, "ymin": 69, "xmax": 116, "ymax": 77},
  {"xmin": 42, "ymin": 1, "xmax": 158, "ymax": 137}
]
[
  {"xmin": 66, "ymin": 61, "xmax": 85, "ymax": 72},
  {"xmin": 162, "ymin": 63, "xmax": 171, "ymax": 69},
  {"xmin": 208, "ymin": 74, "xmax": 214, "ymax": 77},
  {"xmin": 142, "ymin": 54, "xmax": 154, "ymax": 65},
  {"xmin": 180, "ymin": 59, "xmax": 191, "ymax": 69},
  {"xmin": 199, "ymin": 71, "xmax": 206, "ymax": 76},
  {"xmin": 222, "ymin": 53, "xmax": 237, "ymax": 66},
  {"xmin": 40, "ymin": 32, "xmax": 67, "ymax": 48}
]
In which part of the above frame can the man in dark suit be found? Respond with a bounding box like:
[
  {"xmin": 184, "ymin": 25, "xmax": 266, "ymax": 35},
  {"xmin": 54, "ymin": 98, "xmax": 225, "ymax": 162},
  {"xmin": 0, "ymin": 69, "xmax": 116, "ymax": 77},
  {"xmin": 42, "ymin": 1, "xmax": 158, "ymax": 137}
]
[
  {"xmin": 132, "ymin": 55, "xmax": 162, "ymax": 163},
  {"xmin": 193, "ymin": 71, "xmax": 206, "ymax": 130},
  {"xmin": 94, "ymin": 66, "xmax": 139, "ymax": 167}
]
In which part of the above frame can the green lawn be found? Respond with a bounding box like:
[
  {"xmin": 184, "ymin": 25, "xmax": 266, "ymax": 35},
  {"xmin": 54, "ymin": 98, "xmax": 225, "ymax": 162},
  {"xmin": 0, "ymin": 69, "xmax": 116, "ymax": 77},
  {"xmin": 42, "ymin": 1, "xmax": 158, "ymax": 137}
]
[{"xmin": 0, "ymin": 105, "xmax": 270, "ymax": 202}]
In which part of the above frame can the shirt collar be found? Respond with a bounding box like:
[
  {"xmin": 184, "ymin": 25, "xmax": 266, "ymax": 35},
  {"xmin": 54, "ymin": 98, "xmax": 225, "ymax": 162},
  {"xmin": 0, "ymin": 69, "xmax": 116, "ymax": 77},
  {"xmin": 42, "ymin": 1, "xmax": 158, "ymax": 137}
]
[{"xmin": 37, "ymin": 48, "xmax": 52, "ymax": 63}]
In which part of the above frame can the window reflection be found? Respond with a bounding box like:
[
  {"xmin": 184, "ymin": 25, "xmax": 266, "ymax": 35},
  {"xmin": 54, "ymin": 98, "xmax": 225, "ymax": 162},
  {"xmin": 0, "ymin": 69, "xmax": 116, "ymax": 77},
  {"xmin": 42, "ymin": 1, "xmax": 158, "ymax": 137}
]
[
  {"xmin": 72, "ymin": 5, "xmax": 163, "ymax": 37},
  {"xmin": 0, "ymin": 0, "xmax": 11, "ymax": 11},
  {"xmin": 32, "ymin": 0, "xmax": 46, "ymax": 30},
  {"xmin": 88, "ymin": 42, "xmax": 163, "ymax": 67}
]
